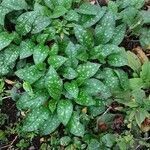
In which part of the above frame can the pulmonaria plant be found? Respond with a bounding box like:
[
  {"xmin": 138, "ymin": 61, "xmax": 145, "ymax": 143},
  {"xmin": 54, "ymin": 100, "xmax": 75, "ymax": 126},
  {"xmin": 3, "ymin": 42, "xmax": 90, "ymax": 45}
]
[{"xmin": 0, "ymin": 0, "xmax": 150, "ymax": 142}]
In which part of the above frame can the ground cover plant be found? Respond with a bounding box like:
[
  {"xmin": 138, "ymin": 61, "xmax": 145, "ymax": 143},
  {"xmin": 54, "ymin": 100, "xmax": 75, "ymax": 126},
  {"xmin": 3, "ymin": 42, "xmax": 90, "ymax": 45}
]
[{"xmin": 0, "ymin": 0, "xmax": 150, "ymax": 149}]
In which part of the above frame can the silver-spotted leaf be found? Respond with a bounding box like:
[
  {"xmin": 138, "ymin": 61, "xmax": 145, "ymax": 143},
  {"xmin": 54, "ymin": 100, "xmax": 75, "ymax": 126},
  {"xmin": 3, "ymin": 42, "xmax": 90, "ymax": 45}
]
[
  {"xmin": 57, "ymin": 100, "xmax": 73, "ymax": 125},
  {"xmin": 17, "ymin": 90, "xmax": 49, "ymax": 110},
  {"xmin": 95, "ymin": 11, "xmax": 115, "ymax": 44},
  {"xmin": 40, "ymin": 113, "xmax": 60, "ymax": 135},
  {"xmin": 20, "ymin": 40, "xmax": 35, "ymax": 59},
  {"xmin": 22, "ymin": 107, "xmax": 50, "ymax": 132},
  {"xmin": 63, "ymin": 67, "xmax": 78, "ymax": 80},
  {"xmin": 45, "ymin": 67, "xmax": 63, "ymax": 99},
  {"xmin": 0, "ymin": 32, "xmax": 14, "ymax": 51},
  {"xmin": 49, "ymin": 99, "xmax": 58, "ymax": 113},
  {"xmin": 15, "ymin": 65, "xmax": 44, "ymax": 84},
  {"xmin": 77, "ymin": 62, "xmax": 100, "ymax": 81},
  {"xmin": 65, "ymin": 10, "xmax": 79, "ymax": 22},
  {"xmin": 68, "ymin": 112, "xmax": 85, "ymax": 137},
  {"xmin": 48, "ymin": 55, "xmax": 67, "ymax": 69},
  {"xmin": 1, "ymin": 0, "xmax": 28, "ymax": 10},
  {"xmin": 75, "ymin": 91, "xmax": 96, "ymax": 106},
  {"xmin": 33, "ymin": 45, "xmax": 49, "ymax": 64},
  {"xmin": 64, "ymin": 81, "xmax": 79, "ymax": 99},
  {"xmin": 74, "ymin": 25, "xmax": 94, "ymax": 48}
]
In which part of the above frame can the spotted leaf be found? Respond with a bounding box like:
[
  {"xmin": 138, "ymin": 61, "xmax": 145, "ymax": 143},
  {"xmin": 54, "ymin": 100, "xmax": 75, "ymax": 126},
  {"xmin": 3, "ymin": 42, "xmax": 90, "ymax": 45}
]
[
  {"xmin": 77, "ymin": 62, "xmax": 100, "ymax": 82},
  {"xmin": 65, "ymin": 10, "xmax": 79, "ymax": 22},
  {"xmin": 22, "ymin": 107, "xmax": 50, "ymax": 132},
  {"xmin": 33, "ymin": 44, "xmax": 49, "ymax": 64},
  {"xmin": 75, "ymin": 91, "xmax": 96, "ymax": 106},
  {"xmin": 48, "ymin": 55, "xmax": 67, "ymax": 69},
  {"xmin": 95, "ymin": 11, "xmax": 115, "ymax": 44},
  {"xmin": 57, "ymin": 100, "xmax": 73, "ymax": 125},
  {"xmin": 49, "ymin": 99, "xmax": 58, "ymax": 113},
  {"xmin": 68, "ymin": 112, "xmax": 85, "ymax": 137},
  {"xmin": 63, "ymin": 67, "xmax": 78, "ymax": 80},
  {"xmin": 45, "ymin": 67, "xmax": 63, "ymax": 99},
  {"xmin": 15, "ymin": 65, "xmax": 44, "ymax": 84},
  {"xmin": 74, "ymin": 25, "xmax": 94, "ymax": 48},
  {"xmin": 20, "ymin": 40, "xmax": 35, "ymax": 59},
  {"xmin": 64, "ymin": 81, "xmax": 79, "ymax": 99},
  {"xmin": 40, "ymin": 113, "xmax": 60, "ymax": 135},
  {"xmin": 0, "ymin": 32, "xmax": 14, "ymax": 51},
  {"xmin": 17, "ymin": 90, "xmax": 49, "ymax": 110}
]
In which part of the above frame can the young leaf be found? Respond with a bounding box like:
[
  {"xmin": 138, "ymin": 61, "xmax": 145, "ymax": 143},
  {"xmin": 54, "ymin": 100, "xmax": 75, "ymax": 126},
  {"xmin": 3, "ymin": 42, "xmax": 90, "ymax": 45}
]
[
  {"xmin": 33, "ymin": 44, "xmax": 49, "ymax": 64},
  {"xmin": 40, "ymin": 113, "xmax": 60, "ymax": 135},
  {"xmin": 45, "ymin": 67, "xmax": 63, "ymax": 99},
  {"xmin": 68, "ymin": 112, "xmax": 85, "ymax": 137},
  {"xmin": 20, "ymin": 40, "xmax": 35, "ymax": 59},
  {"xmin": 49, "ymin": 99, "xmax": 58, "ymax": 113},
  {"xmin": 1, "ymin": 0, "xmax": 28, "ymax": 10},
  {"xmin": 74, "ymin": 25, "xmax": 94, "ymax": 48},
  {"xmin": 17, "ymin": 90, "xmax": 49, "ymax": 110},
  {"xmin": 75, "ymin": 91, "xmax": 96, "ymax": 106},
  {"xmin": 77, "ymin": 62, "xmax": 100, "ymax": 81},
  {"xmin": 57, "ymin": 100, "xmax": 73, "ymax": 125},
  {"xmin": 95, "ymin": 11, "xmax": 115, "ymax": 44},
  {"xmin": 0, "ymin": 32, "xmax": 14, "ymax": 51},
  {"xmin": 48, "ymin": 55, "xmax": 67, "ymax": 69},
  {"xmin": 15, "ymin": 65, "xmax": 44, "ymax": 84},
  {"xmin": 64, "ymin": 81, "xmax": 79, "ymax": 99},
  {"xmin": 22, "ymin": 107, "xmax": 50, "ymax": 132}
]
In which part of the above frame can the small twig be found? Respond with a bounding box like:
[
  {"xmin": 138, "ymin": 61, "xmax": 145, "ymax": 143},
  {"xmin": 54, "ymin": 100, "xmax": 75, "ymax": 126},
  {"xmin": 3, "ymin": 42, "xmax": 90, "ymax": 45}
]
[{"xmin": 1, "ymin": 136, "xmax": 18, "ymax": 150}]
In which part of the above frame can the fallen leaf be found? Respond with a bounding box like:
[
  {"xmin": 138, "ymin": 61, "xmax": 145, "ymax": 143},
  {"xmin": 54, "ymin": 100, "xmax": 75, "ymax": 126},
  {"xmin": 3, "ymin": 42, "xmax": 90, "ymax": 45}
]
[
  {"xmin": 132, "ymin": 46, "xmax": 149, "ymax": 64},
  {"xmin": 5, "ymin": 79, "xmax": 16, "ymax": 85}
]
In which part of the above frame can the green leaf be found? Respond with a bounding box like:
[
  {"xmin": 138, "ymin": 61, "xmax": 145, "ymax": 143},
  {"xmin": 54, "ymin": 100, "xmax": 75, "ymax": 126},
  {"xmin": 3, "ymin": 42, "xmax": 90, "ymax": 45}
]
[
  {"xmin": 15, "ymin": 65, "xmax": 44, "ymax": 84},
  {"xmin": 45, "ymin": 67, "xmax": 63, "ymax": 99},
  {"xmin": 57, "ymin": 100, "xmax": 73, "ymax": 125},
  {"xmin": 95, "ymin": 11, "xmax": 115, "ymax": 44},
  {"xmin": 23, "ymin": 81, "xmax": 33, "ymax": 95},
  {"xmin": 129, "ymin": 78, "xmax": 143, "ymax": 90},
  {"xmin": 49, "ymin": 43, "xmax": 59, "ymax": 56},
  {"xmin": 140, "ymin": 62, "xmax": 150, "ymax": 83},
  {"xmin": 82, "ymin": 7, "xmax": 106, "ymax": 28},
  {"xmin": 135, "ymin": 109, "xmax": 149, "ymax": 127},
  {"xmin": 82, "ymin": 78, "xmax": 111, "ymax": 99},
  {"xmin": 0, "ymin": 6, "xmax": 11, "ymax": 26},
  {"xmin": 17, "ymin": 90, "xmax": 49, "ymax": 110},
  {"xmin": 110, "ymin": 24, "xmax": 126, "ymax": 45},
  {"xmin": 32, "ymin": 16, "xmax": 51, "ymax": 34},
  {"xmin": 107, "ymin": 51, "xmax": 128, "ymax": 67},
  {"xmin": 51, "ymin": 6, "xmax": 68, "ymax": 18},
  {"xmin": 63, "ymin": 67, "xmax": 78, "ymax": 80},
  {"xmin": 16, "ymin": 11, "xmax": 37, "ymax": 35},
  {"xmin": 68, "ymin": 112, "xmax": 85, "ymax": 137},
  {"xmin": 40, "ymin": 112, "xmax": 60, "ymax": 135},
  {"xmin": 74, "ymin": 25, "xmax": 94, "ymax": 48},
  {"xmin": 127, "ymin": 51, "xmax": 141, "ymax": 73},
  {"xmin": 75, "ymin": 91, "xmax": 96, "ymax": 106},
  {"xmin": 88, "ymin": 139, "xmax": 100, "ymax": 150},
  {"xmin": 22, "ymin": 107, "xmax": 49, "ymax": 132},
  {"xmin": 60, "ymin": 136, "xmax": 71, "ymax": 146},
  {"xmin": 48, "ymin": 55, "xmax": 67, "ymax": 69},
  {"xmin": 49, "ymin": 99, "xmax": 58, "ymax": 113},
  {"xmin": 141, "ymin": 10, "xmax": 150, "ymax": 24},
  {"xmin": 1, "ymin": 0, "xmax": 28, "ymax": 10},
  {"xmin": 64, "ymin": 81, "xmax": 79, "ymax": 99},
  {"xmin": 0, "ymin": 32, "xmax": 14, "ymax": 51},
  {"xmin": 77, "ymin": 3, "xmax": 99, "ymax": 15},
  {"xmin": 33, "ymin": 44, "xmax": 49, "ymax": 64},
  {"xmin": 65, "ymin": 42, "xmax": 77, "ymax": 58},
  {"xmin": 77, "ymin": 62, "xmax": 100, "ymax": 81},
  {"xmin": 65, "ymin": 10, "xmax": 79, "ymax": 22},
  {"xmin": 20, "ymin": 40, "xmax": 35, "ymax": 59}
]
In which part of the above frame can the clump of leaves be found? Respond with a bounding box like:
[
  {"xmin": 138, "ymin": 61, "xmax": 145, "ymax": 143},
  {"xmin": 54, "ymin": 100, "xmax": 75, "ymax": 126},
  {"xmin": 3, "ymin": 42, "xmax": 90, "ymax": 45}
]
[{"xmin": 0, "ymin": 0, "xmax": 150, "ymax": 149}]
